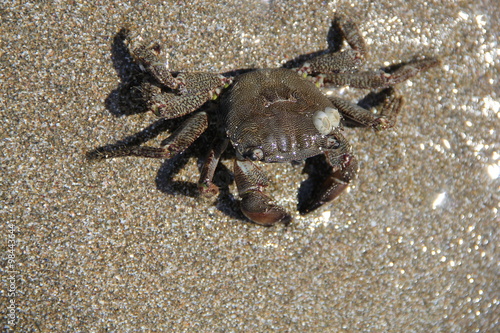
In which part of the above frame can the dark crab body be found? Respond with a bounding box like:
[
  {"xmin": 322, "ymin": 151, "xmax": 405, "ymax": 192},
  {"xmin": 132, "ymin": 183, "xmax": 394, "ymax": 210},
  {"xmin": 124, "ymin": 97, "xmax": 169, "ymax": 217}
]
[
  {"xmin": 90, "ymin": 15, "xmax": 439, "ymax": 226},
  {"xmin": 224, "ymin": 68, "xmax": 338, "ymax": 163},
  {"xmin": 223, "ymin": 68, "xmax": 354, "ymax": 224}
]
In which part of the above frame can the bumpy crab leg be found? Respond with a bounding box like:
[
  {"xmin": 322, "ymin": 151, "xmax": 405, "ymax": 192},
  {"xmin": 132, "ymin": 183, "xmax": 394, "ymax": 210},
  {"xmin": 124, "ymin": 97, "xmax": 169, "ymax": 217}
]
[
  {"xmin": 299, "ymin": 14, "xmax": 367, "ymax": 75},
  {"xmin": 297, "ymin": 14, "xmax": 440, "ymax": 89},
  {"xmin": 198, "ymin": 138, "xmax": 228, "ymax": 197},
  {"xmin": 147, "ymin": 73, "xmax": 232, "ymax": 119},
  {"xmin": 330, "ymin": 87, "xmax": 404, "ymax": 131},
  {"xmin": 301, "ymin": 130, "xmax": 359, "ymax": 214},
  {"xmin": 322, "ymin": 58, "xmax": 440, "ymax": 89},
  {"xmin": 132, "ymin": 42, "xmax": 180, "ymax": 89},
  {"xmin": 234, "ymin": 160, "xmax": 292, "ymax": 226},
  {"xmin": 132, "ymin": 42, "xmax": 232, "ymax": 119}
]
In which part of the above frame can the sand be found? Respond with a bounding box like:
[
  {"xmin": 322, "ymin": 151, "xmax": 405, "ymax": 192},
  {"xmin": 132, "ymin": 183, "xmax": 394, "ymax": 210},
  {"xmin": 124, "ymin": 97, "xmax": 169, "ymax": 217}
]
[{"xmin": 1, "ymin": 0, "xmax": 498, "ymax": 331}]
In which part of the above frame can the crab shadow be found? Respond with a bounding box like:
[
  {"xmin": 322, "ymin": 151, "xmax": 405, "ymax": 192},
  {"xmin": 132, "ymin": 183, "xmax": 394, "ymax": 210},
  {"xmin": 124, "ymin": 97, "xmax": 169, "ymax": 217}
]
[
  {"xmin": 153, "ymin": 135, "xmax": 247, "ymax": 222},
  {"xmin": 104, "ymin": 28, "xmax": 148, "ymax": 117},
  {"xmin": 282, "ymin": 15, "xmax": 344, "ymax": 69}
]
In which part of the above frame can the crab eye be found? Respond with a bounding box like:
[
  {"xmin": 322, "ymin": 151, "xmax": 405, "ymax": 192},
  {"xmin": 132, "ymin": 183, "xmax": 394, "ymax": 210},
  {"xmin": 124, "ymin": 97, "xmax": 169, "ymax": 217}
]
[
  {"xmin": 326, "ymin": 137, "xmax": 341, "ymax": 149},
  {"xmin": 243, "ymin": 148, "xmax": 264, "ymax": 161},
  {"xmin": 313, "ymin": 107, "xmax": 340, "ymax": 135}
]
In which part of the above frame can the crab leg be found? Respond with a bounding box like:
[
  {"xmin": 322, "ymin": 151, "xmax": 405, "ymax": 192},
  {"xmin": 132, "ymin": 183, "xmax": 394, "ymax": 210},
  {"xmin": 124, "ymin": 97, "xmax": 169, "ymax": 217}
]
[
  {"xmin": 329, "ymin": 88, "xmax": 404, "ymax": 131},
  {"xmin": 149, "ymin": 89, "xmax": 211, "ymax": 118},
  {"xmin": 322, "ymin": 57, "xmax": 440, "ymax": 89},
  {"xmin": 198, "ymin": 138, "xmax": 228, "ymax": 197},
  {"xmin": 299, "ymin": 14, "xmax": 367, "ymax": 74},
  {"xmin": 234, "ymin": 160, "xmax": 291, "ymax": 226},
  {"xmin": 148, "ymin": 72, "xmax": 232, "ymax": 119},
  {"xmin": 333, "ymin": 13, "xmax": 367, "ymax": 54},
  {"xmin": 132, "ymin": 42, "xmax": 180, "ymax": 89},
  {"xmin": 133, "ymin": 42, "xmax": 232, "ymax": 119}
]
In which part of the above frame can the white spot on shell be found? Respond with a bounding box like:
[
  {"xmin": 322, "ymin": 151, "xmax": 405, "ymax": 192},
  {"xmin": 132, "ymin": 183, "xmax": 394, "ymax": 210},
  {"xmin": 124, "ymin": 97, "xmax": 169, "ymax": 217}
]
[
  {"xmin": 324, "ymin": 107, "xmax": 340, "ymax": 127},
  {"xmin": 313, "ymin": 111, "xmax": 330, "ymax": 135},
  {"xmin": 313, "ymin": 107, "xmax": 340, "ymax": 135}
]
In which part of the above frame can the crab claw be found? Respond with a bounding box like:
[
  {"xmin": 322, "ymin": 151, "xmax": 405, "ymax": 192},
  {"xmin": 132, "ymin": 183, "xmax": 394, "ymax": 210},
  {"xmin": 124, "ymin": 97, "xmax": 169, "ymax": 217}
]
[
  {"xmin": 240, "ymin": 191, "xmax": 291, "ymax": 226},
  {"xmin": 325, "ymin": 153, "xmax": 357, "ymax": 200},
  {"xmin": 234, "ymin": 160, "xmax": 291, "ymax": 226},
  {"xmin": 300, "ymin": 152, "xmax": 358, "ymax": 214}
]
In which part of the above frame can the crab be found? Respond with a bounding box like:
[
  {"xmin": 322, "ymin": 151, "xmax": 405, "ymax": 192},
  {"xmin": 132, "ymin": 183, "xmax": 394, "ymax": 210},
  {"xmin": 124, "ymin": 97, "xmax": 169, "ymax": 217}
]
[{"xmin": 90, "ymin": 15, "xmax": 439, "ymax": 226}]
